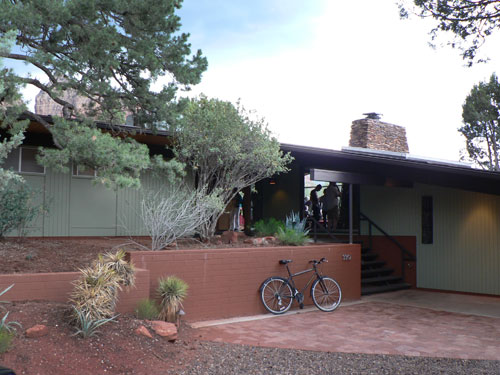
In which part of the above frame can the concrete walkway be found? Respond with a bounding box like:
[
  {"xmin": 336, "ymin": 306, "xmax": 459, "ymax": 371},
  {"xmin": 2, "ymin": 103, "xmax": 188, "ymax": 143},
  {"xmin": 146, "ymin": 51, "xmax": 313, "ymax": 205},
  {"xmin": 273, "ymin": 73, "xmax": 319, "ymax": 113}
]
[{"xmin": 194, "ymin": 290, "xmax": 500, "ymax": 360}]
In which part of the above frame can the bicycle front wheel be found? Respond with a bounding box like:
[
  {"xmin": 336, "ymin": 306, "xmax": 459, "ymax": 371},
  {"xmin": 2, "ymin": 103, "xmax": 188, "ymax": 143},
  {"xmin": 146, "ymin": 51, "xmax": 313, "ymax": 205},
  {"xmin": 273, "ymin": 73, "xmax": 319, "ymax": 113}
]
[
  {"xmin": 260, "ymin": 277, "xmax": 293, "ymax": 314},
  {"xmin": 311, "ymin": 277, "xmax": 341, "ymax": 312}
]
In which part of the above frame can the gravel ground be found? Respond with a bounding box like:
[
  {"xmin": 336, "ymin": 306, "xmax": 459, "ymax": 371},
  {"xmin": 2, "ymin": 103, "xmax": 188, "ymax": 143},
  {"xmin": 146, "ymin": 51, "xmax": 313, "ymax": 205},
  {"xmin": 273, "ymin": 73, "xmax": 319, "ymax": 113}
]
[{"xmin": 178, "ymin": 342, "xmax": 500, "ymax": 375}]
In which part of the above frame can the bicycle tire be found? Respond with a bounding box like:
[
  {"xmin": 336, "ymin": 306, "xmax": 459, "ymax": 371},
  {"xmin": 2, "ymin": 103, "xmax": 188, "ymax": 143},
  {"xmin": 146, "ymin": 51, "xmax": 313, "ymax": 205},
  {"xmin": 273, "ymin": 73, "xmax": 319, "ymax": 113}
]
[
  {"xmin": 311, "ymin": 276, "xmax": 341, "ymax": 312},
  {"xmin": 260, "ymin": 277, "xmax": 293, "ymax": 314}
]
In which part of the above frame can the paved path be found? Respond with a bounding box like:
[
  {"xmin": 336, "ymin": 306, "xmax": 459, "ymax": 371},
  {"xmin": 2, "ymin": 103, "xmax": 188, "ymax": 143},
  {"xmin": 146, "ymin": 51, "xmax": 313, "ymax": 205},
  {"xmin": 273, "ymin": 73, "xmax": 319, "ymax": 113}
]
[{"xmin": 195, "ymin": 291, "xmax": 500, "ymax": 361}]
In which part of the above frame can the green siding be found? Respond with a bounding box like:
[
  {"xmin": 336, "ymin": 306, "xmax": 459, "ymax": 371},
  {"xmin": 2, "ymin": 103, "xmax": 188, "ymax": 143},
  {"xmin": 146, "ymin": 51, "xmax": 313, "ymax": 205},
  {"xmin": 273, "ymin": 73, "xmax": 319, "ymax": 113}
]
[{"xmin": 360, "ymin": 183, "xmax": 500, "ymax": 295}]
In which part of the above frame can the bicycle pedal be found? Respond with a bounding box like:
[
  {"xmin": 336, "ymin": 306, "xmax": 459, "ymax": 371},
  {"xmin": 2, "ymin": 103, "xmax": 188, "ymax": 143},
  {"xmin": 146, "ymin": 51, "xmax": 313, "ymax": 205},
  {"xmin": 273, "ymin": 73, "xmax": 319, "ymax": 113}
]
[{"xmin": 299, "ymin": 303, "xmax": 304, "ymax": 309}]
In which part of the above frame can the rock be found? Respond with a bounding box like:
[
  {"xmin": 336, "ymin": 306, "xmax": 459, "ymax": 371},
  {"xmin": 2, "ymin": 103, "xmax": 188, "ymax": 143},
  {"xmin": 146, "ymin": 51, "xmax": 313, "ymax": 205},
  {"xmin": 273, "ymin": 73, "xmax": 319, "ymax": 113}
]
[
  {"xmin": 252, "ymin": 238, "xmax": 263, "ymax": 246},
  {"xmin": 221, "ymin": 231, "xmax": 239, "ymax": 244},
  {"xmin": 26, "ymin": 324, "xmax": 48, "ymax": 338},
  {"xmin": 150, "ymin": 321, "xmax": 178, "ymax": 341},
  {"xmin": 264, "ymin": 236, "xmax": 276, "ymax": 244},
  {"xmin": 135, "ymin": 325, "xmax": 153, "ymax": 339}
]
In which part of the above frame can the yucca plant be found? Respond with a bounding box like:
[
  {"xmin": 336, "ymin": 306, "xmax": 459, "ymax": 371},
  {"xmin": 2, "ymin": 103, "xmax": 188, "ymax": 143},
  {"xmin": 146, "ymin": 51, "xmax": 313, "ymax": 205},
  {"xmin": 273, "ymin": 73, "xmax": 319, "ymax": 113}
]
[
  {"xmin": 157, "ymin": 276, "xmax": 188, "ymax": 322},
  {"xmin": 71, "ymin": 307, "xmax": 117, "ymax": 338},
  {"xmin": 97, "ymin": 249, "xmax": 135, "ymax": 287},
  {"xmin": 70, "ymin": 265, "xmax": 120, "ymax": 321},
  {"xmin": 284, "ymin": 211, "xmax": 309, "ymax": 235},
  {"xmin": 135, "ymin": 298, "xmax": 160, "ymax": 320},
  {"xmin": 0, "ymin": 284, "xmax": 14, "ymax": 308},
  {"xmin": 70, "ymin": 250, "xmax": 136, "ymax": 329}
]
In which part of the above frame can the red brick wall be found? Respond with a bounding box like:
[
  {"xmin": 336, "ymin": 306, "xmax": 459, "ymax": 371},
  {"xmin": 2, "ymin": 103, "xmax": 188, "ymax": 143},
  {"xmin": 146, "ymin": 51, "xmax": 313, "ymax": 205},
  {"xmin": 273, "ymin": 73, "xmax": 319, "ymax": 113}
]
[
  {"xmin": 127, "ymin": 243, "xmax": 360, "ymax": 322},
  {"xmin": 0, "ymin": 269, "xmax": 150, "ymax": 313}
]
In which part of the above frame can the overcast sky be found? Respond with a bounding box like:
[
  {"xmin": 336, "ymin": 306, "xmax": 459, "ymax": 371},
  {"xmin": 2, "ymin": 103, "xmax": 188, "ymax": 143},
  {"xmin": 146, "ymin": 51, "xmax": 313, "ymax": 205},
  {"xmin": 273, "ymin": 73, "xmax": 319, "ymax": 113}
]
[{"xmin": 19, "ymin": 0, "xmax": 500, "ymax": 162}]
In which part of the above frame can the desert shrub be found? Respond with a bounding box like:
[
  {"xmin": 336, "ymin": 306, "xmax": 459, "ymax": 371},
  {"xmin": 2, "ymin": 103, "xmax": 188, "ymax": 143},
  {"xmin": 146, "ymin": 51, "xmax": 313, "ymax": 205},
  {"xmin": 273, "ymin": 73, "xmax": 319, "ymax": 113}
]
[
  {"xmin": 0, "ymin": 284, "xmax": 20, "ymax": 353},
  {"xmin": 70, "ymin": 250, "xmax": 135, "ymax": 334},
  {"xmin": 71, "ymin": 307, "xmax": 117, "ymax": 338},
  {"xmin": 254, "ymin": 218, "xmax": 284, "ymax": 237},
  {"xmin": 140, "ymin": 185, "xmax": 223, "ymax": 250},
  {"xmin": 135, "ymin": 298, "xmax": 160, "ymax": 320},
  {"xmin": 0, "ymin": 179, "xmax": 47, "ymax": 238},
  {"xmin": 157, "ymin": 276, "xmax": 188, "ymax": 322},
  {"xmin": 0, "ymin": 327, "xmax": 13, "ymax": 354},
  {"xmin": 276, "ymin": 212, "xmax": 309, "ymax": 246}
]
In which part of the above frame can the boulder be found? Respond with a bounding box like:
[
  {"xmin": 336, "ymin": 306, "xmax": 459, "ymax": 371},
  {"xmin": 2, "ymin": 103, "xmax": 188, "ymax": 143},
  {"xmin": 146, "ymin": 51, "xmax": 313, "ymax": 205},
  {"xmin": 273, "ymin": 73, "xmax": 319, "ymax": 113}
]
[
  {"xmin": 150, "ymin": 321, "xmax": 178, "ymax": 341},
  {"xmin": 26, "ymin": 324, "xmax": 49, "ymax": 338}
]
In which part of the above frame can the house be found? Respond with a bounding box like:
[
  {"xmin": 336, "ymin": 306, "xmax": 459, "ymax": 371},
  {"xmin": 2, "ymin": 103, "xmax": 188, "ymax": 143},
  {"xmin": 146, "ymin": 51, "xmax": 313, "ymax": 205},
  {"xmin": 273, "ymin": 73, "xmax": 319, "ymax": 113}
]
[
  {"xmin": 3, "ymin": 114, "xmax": 500, "ymax": 298},
  {"xmin": 254, "ymin": 116, "xmax": 500, "ymax": 297}
]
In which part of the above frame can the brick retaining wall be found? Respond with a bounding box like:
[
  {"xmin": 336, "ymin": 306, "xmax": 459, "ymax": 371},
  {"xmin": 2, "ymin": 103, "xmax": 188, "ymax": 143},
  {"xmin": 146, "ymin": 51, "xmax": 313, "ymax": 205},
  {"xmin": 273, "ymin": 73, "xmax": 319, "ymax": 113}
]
[
  {"xmin": 0, "ymin": 244, "xmax": 360, "ymax": 322},
  {"xmin": 127, "ymin": 243, "xmax": 360, "ymax": 321}
]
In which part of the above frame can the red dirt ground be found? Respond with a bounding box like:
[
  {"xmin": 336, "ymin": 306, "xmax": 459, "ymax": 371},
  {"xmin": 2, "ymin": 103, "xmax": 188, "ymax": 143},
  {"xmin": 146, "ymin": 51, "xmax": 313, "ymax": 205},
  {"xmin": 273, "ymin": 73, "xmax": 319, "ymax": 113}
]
[{"xmin": 0, "ymin": 236, "xmax": 267, "ymax": 374}]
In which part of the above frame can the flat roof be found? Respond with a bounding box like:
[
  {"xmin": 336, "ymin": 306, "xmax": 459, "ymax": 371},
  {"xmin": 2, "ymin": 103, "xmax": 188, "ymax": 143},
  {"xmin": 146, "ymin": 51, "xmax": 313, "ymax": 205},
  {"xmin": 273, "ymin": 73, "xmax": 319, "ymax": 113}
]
[{"xmin": 280, "ymin": 143, "xmax": 500, "ymax": 196}]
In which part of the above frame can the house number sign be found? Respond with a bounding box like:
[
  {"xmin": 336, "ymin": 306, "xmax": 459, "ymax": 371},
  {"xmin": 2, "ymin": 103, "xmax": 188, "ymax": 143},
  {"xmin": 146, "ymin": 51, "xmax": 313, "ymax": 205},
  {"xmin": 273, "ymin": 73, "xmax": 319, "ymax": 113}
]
[{"xmin": 342, "ymin": 254, "xmax": 352, "ymax": 261}]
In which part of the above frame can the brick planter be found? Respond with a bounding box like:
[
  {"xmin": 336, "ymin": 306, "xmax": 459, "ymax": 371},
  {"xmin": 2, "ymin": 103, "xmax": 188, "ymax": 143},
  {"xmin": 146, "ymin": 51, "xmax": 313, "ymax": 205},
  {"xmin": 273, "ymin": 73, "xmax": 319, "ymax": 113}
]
[
  {"xmin": 127, "ymin": 243, "xmax": 361, "ymax": 321},
  {"xmin": 0, "ymin": 243, "xmax": 360, "ymax": 322}
]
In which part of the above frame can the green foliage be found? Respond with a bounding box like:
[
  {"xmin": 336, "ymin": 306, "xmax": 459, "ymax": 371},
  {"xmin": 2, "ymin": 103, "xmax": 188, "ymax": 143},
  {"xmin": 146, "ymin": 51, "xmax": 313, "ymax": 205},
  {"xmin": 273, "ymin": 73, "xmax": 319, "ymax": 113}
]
[
  {"xmin": 399, "ymin": 1, "xmax": 500, "ymax": 64},
  {"xmin": 135, "ymin": 299, "xmax": 160, "ymax": 320},
  {"xmin": 276, "ymin": 212, "xmax": 310, "ymax": 246},
  {"xmin": 37, "ymin": 119, "xmax": 152, "ymax": 189},
  {"xmin": 0, "ymin": 0, "xmax": 207, "ymax": 187},
  {"xmin": 0, "ymin": 179, "xmax": 47, "ymax": 238},
  {"xmin": 70, "ymin": 250, "xmax": 135, "ymax": 324},
  {"xmin": 157, "ymin": 276, "xmax": 188, "ymax": 322},
  {"xmin": 0, "ymin": 284, "xmax": 20, "ymax": 352},
  {"xmin": 460, "ymin": 73, "xmax": 500, "ymax": 171},
  {"xmin": 254, "ymin": 218, "xmax": 285, "ymax": 236},
  {"xmin": 71, "ymin": 307, "xmax": 117, "ymax": 339},
  {"xmin": 276, "ymin": 227, "xmax": 310, "ymax": 246},
  {"xmin": 0, "ymin": 327, "xmax": 13, "ymax": 354},
  {"xmin": 0, "ymin": 311, "xmax": 21, "ymax": 334},
  {"xmin": 173, "ymin": 95, "xmax": 293, "ymax": 238}
]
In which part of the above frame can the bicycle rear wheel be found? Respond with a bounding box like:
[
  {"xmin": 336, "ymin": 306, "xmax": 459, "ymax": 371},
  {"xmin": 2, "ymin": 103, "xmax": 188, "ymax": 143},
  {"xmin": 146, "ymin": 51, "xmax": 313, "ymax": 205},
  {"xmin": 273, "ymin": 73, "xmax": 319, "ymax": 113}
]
[
  {"xmin": 311, "ymin": 277, "xmax": 341, "ymax": 312},
  {"xmin": 260, "ymin": 277, "xmax": 293, "ymax": 314}
]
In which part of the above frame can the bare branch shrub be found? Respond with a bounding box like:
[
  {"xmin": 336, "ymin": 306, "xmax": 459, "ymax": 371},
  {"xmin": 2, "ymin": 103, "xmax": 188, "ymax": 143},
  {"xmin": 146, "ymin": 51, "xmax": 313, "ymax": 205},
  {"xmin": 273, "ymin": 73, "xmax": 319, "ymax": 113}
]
[{"xmin": 140, "ymin": 184, "xmax": 223, "ymax": 250}]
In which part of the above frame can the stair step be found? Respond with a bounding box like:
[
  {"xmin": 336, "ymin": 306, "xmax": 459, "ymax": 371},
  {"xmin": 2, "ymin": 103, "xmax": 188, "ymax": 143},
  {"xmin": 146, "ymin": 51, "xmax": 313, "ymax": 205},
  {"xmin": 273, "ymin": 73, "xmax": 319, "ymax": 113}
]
[
  {"xmin": 361, "ymin": 260, "xmax": 386, "ymax": 268},
  {"xmin": 362, "ymin": 283, "xmax": 411, "ymax": 296},
  {"xmin": 362, "ymin": 253, "xmax": 378, "ymax": 261},
  {"xmin": 361, "ymin": 275, "xmax": 402, "ymax": 284},
  {"xmin": 361, "ymin": 267, "xmax": 393, "ymax": 277}
]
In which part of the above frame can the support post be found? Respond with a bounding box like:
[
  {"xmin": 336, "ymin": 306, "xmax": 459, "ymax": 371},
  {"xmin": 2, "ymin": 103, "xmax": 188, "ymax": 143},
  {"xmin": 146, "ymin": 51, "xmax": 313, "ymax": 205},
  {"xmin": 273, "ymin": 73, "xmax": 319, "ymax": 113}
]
[{"xmin": 349, "ymin": 184, "xmax": 353, "ymax": 244}]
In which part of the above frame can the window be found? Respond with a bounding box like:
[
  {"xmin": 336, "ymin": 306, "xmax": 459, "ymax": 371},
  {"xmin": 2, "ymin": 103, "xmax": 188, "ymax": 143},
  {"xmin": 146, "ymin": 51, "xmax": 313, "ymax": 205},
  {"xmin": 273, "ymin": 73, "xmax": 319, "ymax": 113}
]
[
  {"xmin": 421, "ymin": 196, "xmax": 433, "ymax": 244},
  {"xmin": 72, "ymin": 164, "xmax": 97, "ymax": 177},
  {"xmin": 2, "ymin": 147, "xmax": 45, "ymax": 174}
]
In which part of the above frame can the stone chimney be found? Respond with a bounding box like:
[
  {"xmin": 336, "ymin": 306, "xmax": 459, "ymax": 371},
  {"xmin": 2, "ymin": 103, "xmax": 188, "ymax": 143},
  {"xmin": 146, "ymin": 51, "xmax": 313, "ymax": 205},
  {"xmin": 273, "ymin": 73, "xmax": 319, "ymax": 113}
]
[{"xmin": 348, "ymin": 115, "xmax": 409, "ymax": 153}]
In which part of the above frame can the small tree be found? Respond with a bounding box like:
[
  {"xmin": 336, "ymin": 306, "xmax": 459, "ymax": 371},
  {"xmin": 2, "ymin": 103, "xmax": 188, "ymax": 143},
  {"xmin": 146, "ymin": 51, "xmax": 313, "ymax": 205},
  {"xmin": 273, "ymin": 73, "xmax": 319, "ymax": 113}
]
[
  {"xmin": 173, "ymin": 96, "xmax": 293, "ymax": 238},
  {"xmin": 460, "ymin": 73, "xmax": 500, "ymax": 170},
  {"xmin": 0, "ymin": 0, "xmax": 207, "ymax": 188}
]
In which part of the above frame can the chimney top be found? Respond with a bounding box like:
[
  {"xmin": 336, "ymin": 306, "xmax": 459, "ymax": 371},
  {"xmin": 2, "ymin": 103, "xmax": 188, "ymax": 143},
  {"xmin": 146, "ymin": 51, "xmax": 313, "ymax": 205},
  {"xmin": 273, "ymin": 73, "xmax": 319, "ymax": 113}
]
[
  {"xmin": 348, "ymin": 117, "xmax": 409, "ymax": 153},
  {"xmin": 363, "ymin": 112, "xmax": 382, "ymax": 120}
]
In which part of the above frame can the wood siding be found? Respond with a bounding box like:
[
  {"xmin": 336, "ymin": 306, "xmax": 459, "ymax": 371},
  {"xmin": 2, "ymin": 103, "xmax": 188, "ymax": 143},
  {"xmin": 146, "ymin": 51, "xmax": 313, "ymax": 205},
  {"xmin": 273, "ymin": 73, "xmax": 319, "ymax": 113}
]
[{"xmin": 360, "ymin": 184, "xmax": 500, "ymax": 296}]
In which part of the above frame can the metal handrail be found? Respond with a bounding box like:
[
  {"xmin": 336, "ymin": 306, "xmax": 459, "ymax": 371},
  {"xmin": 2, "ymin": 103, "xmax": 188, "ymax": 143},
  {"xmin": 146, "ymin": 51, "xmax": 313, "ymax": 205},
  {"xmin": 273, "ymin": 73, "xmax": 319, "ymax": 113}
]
[
  {"xmin": 307, "ymin": 217, "xmax": 340, "ymax": 243},
  {"xmin": 359, "ymin": 212, "xmax": 416, "ymax": 280}
]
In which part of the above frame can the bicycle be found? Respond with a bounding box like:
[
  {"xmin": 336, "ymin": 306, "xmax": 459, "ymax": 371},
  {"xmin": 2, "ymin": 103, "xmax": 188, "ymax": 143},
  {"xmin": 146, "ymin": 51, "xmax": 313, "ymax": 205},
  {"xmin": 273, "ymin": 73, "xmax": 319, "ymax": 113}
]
[{"xmin": 259, "ymin": 257, "xmax": 342, "ymax": 314}]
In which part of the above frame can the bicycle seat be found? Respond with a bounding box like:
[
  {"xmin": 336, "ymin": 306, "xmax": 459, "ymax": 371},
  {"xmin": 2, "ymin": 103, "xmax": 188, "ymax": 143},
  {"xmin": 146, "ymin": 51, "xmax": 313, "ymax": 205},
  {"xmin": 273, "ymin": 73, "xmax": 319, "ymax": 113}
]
[{"xmin": 279, "ymin": 259, "xmax": 292, "ymax": 264}]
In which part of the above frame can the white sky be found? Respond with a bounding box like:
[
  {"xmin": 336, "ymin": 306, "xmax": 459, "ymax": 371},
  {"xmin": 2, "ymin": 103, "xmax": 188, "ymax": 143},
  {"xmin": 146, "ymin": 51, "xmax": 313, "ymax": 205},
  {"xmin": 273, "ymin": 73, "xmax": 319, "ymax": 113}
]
[{"xmin": 19, "ymin": 0, "xmax": 500, "ymax": 162}]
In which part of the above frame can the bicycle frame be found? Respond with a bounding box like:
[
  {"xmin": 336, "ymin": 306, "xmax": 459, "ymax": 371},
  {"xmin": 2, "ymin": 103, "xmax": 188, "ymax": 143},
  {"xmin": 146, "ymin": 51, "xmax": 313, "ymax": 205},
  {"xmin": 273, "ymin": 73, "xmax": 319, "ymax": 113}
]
[{"xmin": 283, "ymin": 262, "xmax": 322, "ymax": 298}]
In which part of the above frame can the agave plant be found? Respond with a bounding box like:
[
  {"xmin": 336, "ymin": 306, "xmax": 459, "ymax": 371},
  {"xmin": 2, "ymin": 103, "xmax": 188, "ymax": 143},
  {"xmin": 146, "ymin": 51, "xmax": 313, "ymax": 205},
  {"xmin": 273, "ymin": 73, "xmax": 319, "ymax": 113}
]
[
  {"xmin": 71, "ymin": 307, "xmax": 117, "ymax": 338},
  {"xmin": 157, "ymin": 276, "xmax": 188, "ymax": 322},
  {"xmin": 0, "ymin": 312, "xmax": 22, "ymax": 333},
  {"xmin": 0, "ymin": 284, "xmax": 14, "ymax": 309},
  {"xmin": 284, "ymin": 211, "xmax": 309, "ymax": 235}
]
